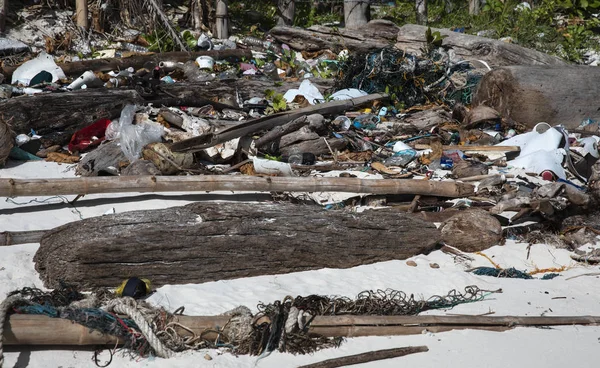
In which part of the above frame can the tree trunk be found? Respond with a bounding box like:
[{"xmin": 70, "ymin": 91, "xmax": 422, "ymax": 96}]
[
  {"xmin": 76, "ymin": 0, "xmax": 89, "ymax": 30},
  {"xmin": 0, "ymin": 0, "xmax": 6, "ymax": 33},
  {"xmin": 270, "ymin": 20, "xmax": 399, "ymax": 54},
  {"xmin": 277, "ymin": 0, "xmax": 295, "ymax": 26},
  {"xmin": 34, "ymin": 202, "xmax": 441, "ymax": 288},
  {"xmin": 415, "ymin": 0, "xmax": 427, "ymax": 25},
  {"xmin": 344, "ymin": 0, "xmax": 369, "ymax": 29},
  {"xmin": 469, "ymin": 0, "xmax": 479, "ymax": 15},
  {"xmin": 215, "ymin": 0, "xmax": 228, "ymax": 39},
  {"xmin": 472, "ymin": 66, "xmax": 600, "ymax": 129},
  {"xmin": 396, "ymin": 24, "xmax": 568, "ymax": 67}
]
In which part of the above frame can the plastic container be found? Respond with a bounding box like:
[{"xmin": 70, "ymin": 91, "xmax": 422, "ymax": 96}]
[
  {"xmin": 67, "ymin": 70, "xmax": 98, "ymax": 90},
  {"xmin": 196, "ymin": 56, "xmax": 215, "ymax": 70},
  {"xmin": 253, "ymin": 157, "xmax": 294, "ymax": 176}
]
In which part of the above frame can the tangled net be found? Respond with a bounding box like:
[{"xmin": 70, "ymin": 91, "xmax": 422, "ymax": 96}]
[
  {"xmin": 335, "ymin": 47, "xmax": 484, "ymax": 108},
  {"xmin": 471, "ymin": 267, "xmax": 560, "ymax": 280},
  {"xmin": 0, "ymin": 284, "xmax": 497, "ymax": 364}
]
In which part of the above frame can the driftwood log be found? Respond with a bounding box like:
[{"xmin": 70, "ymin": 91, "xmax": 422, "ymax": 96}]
[
  {"xmin": 270, "ymin": 20, "xmax": 399, "ymax": 53},
  {"xmin": 0, "ymin": 89, "xmax": 143, "ymax": 146},
  {"xmin": 472, "ymin": 66, "xmax": 600, "ymax": 129},
  {"xmin": 34, "ymin": 202, "xmax": 441, "ymax": 288},
  {"xmin": 396, "ymin": 24, "xmax": 567, "ymax": 67},
  {"xmin": 0, "ymin": 49, "xmax": 252, "ymax": 79}
]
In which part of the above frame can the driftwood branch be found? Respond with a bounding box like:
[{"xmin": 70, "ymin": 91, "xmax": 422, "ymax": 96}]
[
  {"xmin": 254, "ymin": 115, "xmax": 309, "ymax": 148},
  {"xmin": 396, "ymin": 24, "xmax": 567, "ymax": 67},
  {"xmin": 0, "ymin": 176, "xmax": 475, "ymax": 198},
  {"xmin": 297, "ymin": 346, "xmax": 429, "ymax": 368},
  {"xmin": 270, "ymin": 20, "xmax": 399, "ymax": 53},
  {"xmin": 34, "ymin": 202, "xmax": 441, "ymax": 288},
  {"xmin": 170, "ymin": 93, "xmax": 388, "ymax": 153}
]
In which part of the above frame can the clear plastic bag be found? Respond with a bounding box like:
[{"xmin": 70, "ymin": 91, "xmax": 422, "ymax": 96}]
[{"xmin": 117, "ymin": 105, "xmax": 164, "ymax": 162}]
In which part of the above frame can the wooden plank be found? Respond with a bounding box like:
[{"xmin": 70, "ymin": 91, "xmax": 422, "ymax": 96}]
[
  {"xmin": 413, "ymin": 144, "xmax": 520, "ymax": 152},
  {"xmin": 0, "ymin": 176, "xmax": 476, "ymax": 198},
  {"xmin": 0, "ymin": 230, "xmax": 46, "ymax": 246}
]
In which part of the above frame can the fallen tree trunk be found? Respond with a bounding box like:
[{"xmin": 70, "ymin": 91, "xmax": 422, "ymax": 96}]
[
  {"xmin": 0, "ymin": 89, "xmax": 143, "ymax": 146},
  {"xmin": 34, "ymin": 202, "xmax": 441, "ymax": 288},
  {"xmin": 1, "ymin": 49, "xmax": 252, "ymax": 79},
  {"xmin": 270, "ymin": 20, "xmax": 399, "ymax": 53},
  {"xmin": 472, "ymin": 66, "xmax": 600, "ymax": 129},
  {"xmin": 0, "ymin": 175, "xmax": 475, "ymax": 198},
  {"xmin": 6, "ymin": 313, "xmax": 600, "ymax": 346},
  {"xmin": 396, "ymin": 24, "xmax": 567, "ymax": 67}
]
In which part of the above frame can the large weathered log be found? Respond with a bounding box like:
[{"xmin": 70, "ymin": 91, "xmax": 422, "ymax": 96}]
[
  {"xmin": 472, "ymin": 66, "xmax": 600, "ymax": 129},
  {"xmin": 0, "ymin": 89, "xmax": 143, "ymax": 146},
  {"xmin": 270, "ymin": 20, "xmax": 399, "ymax": 53},
  {"xmin": 0, "ymin": 176, "xmax": 476, "ymax": 198},
  {"xmin": 396, "ymin": 24, "xmax": 567, "ymax": 67},
  {"xmin": 1, "ymin": 49, "xmax": 252, "ymax": 79},
  {"xmin": 34, "ymin": 202, "xmax": 441, "ymax": 288}
]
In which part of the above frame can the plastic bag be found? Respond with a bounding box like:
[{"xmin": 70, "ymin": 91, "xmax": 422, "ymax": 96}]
[{"xmin": 117, "ymin": 105, "xmax": 164, "ymax": 162}]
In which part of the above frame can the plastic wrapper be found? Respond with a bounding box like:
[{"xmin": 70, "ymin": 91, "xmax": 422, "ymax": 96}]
[{"xmin": 116, "ymin": 105, "xmax": 165, "ymax": 162}]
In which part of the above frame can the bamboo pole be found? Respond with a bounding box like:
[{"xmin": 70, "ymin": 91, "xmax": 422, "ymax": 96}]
[
  {"xmin": 5, "ymin": 314, "xmax": 600, "ymax": 346},
  {"xmin": 215, "ymin": 0, "xmax": 228, "ymax": 39},
  {"xmin": 296, "ymin": 346, "xmax": 429, "ymax": 368},
  {"xmin": 0, "ymin": 176, "xmax": 475, "ymax": 198}
]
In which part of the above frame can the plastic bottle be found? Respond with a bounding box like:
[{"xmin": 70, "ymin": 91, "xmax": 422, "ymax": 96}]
[{"xmin": 263, "ymin": 62, "xmax": 280, "ymax": 81}]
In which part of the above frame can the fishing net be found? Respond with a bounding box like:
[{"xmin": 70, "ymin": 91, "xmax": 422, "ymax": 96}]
[{"xmin": 334, "ymin": 46, "xmax": 484, "ymax": 108}]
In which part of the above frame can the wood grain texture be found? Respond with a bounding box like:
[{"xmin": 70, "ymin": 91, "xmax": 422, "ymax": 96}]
[{"xmin": 34, "ymin": 202, "xmax": 441, "ymax": 288}]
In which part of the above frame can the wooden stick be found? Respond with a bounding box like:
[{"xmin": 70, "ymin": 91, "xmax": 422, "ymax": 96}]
[
  {"xmin": 296, "ymin": 346, "xmax": 429, "ymax": 368},
  {"xmin": 0, "ymin": 230, "xmax": 46, "ymax": 246},
  {"xmin": 6, "ymin": 314, "xmax": 600, "ymax": 346},
  {"xmin": 0, "ymin": 176, "xmax": 475, "ymax": 198},
  {"xmin": 254, "ymin": 116, "xmax": 309, "ymax": 148},
  {"xmin": 413, "ymin": 144, "xmax": 520, "ymax": 152}
]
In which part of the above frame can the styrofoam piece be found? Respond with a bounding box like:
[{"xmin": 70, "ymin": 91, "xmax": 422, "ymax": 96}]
[
  {"xmin": 283, "ymin": 79, "xmax": 324, "ymax": 105},
  {"xmin": 497, "ymin": 123, "xmax": 562, "ymax": 156},
  {"xmin": 330, "ymin": 88, "xmax": 368, "ymax": 101},
  {"xmin": 508, "ymin": 148, "xmax": 567, "ymax": 179},
  {"xmin": 252, "ymin": 157, "xmax": 294, "ymax": 177},
  {"xmin": 11, "ymin": 52, "xmax": 66, "ymax": 86}
]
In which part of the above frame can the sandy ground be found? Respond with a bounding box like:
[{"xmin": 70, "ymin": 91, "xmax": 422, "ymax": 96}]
[{"xmin": 1, "ymin": 161, "xmax": 600, "ymax": 368}]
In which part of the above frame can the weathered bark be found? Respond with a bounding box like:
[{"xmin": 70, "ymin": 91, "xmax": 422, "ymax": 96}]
[
  {"xmin": 34, "ymin": 202, "xmax": 441, "ymax": 288},
  {"xmin": 277, "ymin": 0, "xmax": 295, "ymax": 26},
  {"xmin": 0, "ymin": 89, "xmax": 143, "ymax": 147},
  {"xmin": 77, "ymin": 141, "xmax": 128, "ymax": 176},
  {"xmin": 472, "ymin": 66, "xmax": 600, "ymax": 129},
  {"xmin": 270, "ymin": 20, "xmax": 399, "ymax": 53},
  {"xmin": 396, "ymin": 24, "xmax": 568, "ymax": 67},
  {"xmin": 1, "ymin": 49, "xmax": 252, "ymax": 79},
  {"xmin": 215, "ymin": 0, "xmax": 229, "ymax": 39},
  {"xmin": 76, "ymin": 0, "xmax": 89, "ymax": 30},
  {"xmin": 344, "ymin": 0, "xmax": 369, "ymax": 29},
  {"xmin": 415, "ymin": 0, "xmax": 427, "ymax": 25}
]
